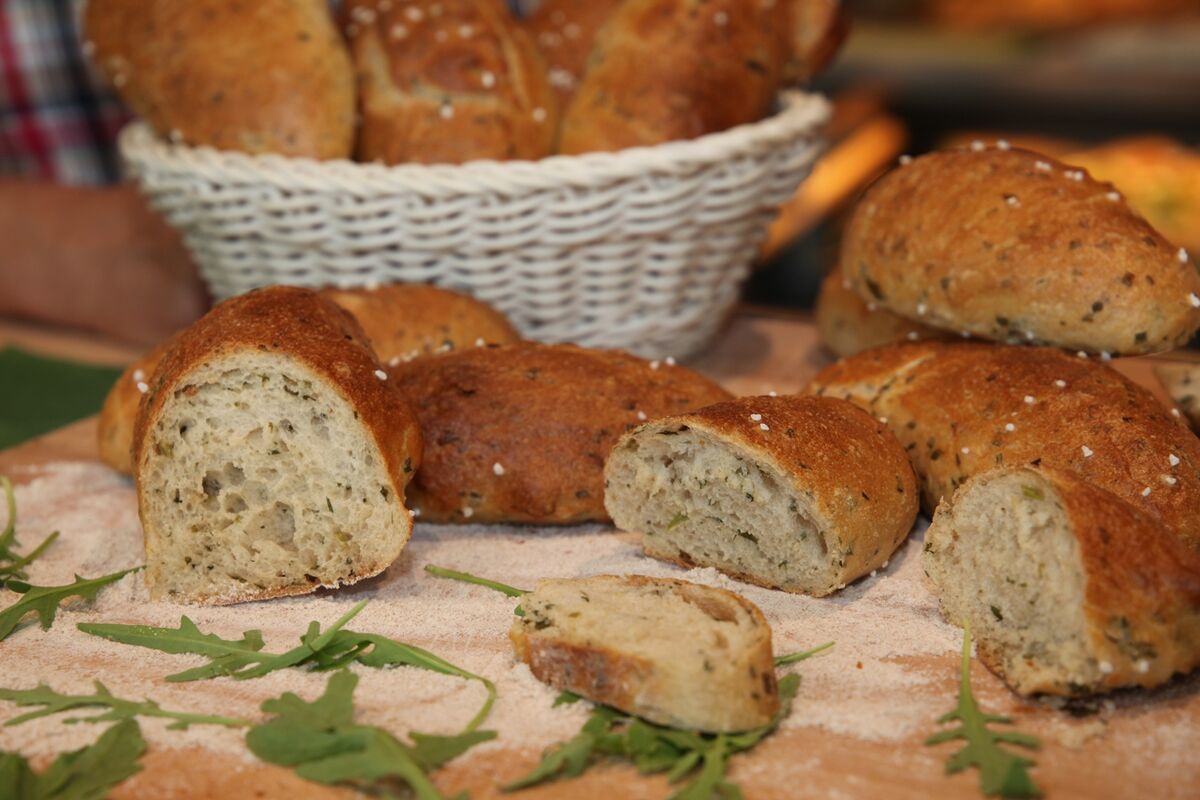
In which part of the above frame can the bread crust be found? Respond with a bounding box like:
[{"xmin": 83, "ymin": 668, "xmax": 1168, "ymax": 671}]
[
  {"xmin": 558, "ymin": 0, "xmax": 789, "ymax": 154},
  {"xmin": 523, "ymin": 0, "xmax": 624, "ymax": 109},
  {"xmin": 133, "ymin": 286, "xmax": 422, "ymax": 604},
  {"xmin": 610, "ymin": 395, "xmax": 918, "ymax": 593},
  {"xmin": 814, "ymin": 270, "xmax": 950, "ymax": 358},
  {"xmin": 318, "ymin": 284, "xmax": 521, "ymax": 365},
  {"xmin": 928, "ymin": 466, "xmax": 1200, "ymax": 695},
  {"xmin": 509, "ymin": 574, "xmax": 779, "ymax": 732},
  {"xmin": 389, "ymin": 342, "xmax": 732, "ymax": 524},
  {"xmin": 811, "ymin": 342, "xmax": 1200, "ymax": 550},
  {"xmin": 840, "ymin": 146, "xmax": 1200, "ymax": 355},
  {"xmin": 782, "ymin": 0, "xmax": 849, "ymax": 84},
  {"xmin": 97, "ymin": 337, "xmax": 177, "ymax": 476},
  {"xmin": 84, "ymin": 0, "xmax": 354, "ymax": 159},
  {"xmin": 1154, "ymin": 362, "xmax": 1200, "ymax": 434},
  {"xmin": 347, "ymin": 0, "xmax": 557, "ymax": 164}
]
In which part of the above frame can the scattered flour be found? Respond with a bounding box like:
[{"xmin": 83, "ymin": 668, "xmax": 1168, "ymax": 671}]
[{"xmin": 1, "ymin": 463, "xmax": 960, "ymax": 764}]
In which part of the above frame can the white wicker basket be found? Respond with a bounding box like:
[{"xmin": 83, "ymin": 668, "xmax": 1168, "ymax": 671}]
[{"xmin": 120, "ymin": 91, "xmax": 829, "ymax": 358}]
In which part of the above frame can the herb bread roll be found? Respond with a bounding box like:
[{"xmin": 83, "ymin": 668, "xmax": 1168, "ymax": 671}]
[
  {"xmin": 558, "ymin": 0, "xmax": 790, "ymax": 154},
  {"xmin": 523, "ymin": 0, "xmax": 623, "ymax": 108},
  {"xmin": 510, "ymin": 575, "xmax": 779, "ymax": 732},
  {"xmin": 97, "ymin": 337, "xmax": 177, "ymax": 476},
  {"xmin": 346, "ymin": 0, "xmax": 557, "ymax": 164},
  {"xmin": 134, "ymin": 286, "xmax": 422, "ymax": 604},
  {"xmin": 841, "ymin": 146, "xmax": 1200, "ymax": 355},
  {"xmin": 318, "ymin": 284, "xmax": 521, "ymax": 365},
  {"xmin": 1154, "ymin": 362, "xmax": 1200, "ymax": 434},
  {"xmin": 925, "ymin": 466, "xmax": 1200, "ymax": 696},
  {"xmin": 84, "ymin": 0, "xmax": 354, "ymax": 159},
  {"xmin": 782, "ymin": 0, "xmax": 849, "ymax": 84},
  {"xmin": 388, "ymin": 342, "xmax": 732, "ymax": 524},
  {"xmin": 604, "ymin": 396, "xmax": 918, "ymax": 596},
  {"xmin": 814, "ymin": 270, "xmax": 950, "ymax": 358},
  {"xmin": 811, "ymin": 342, "xmax": 1200, "ymax": 550}
]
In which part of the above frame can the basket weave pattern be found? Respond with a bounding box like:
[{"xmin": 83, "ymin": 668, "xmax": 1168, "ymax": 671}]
[{"xmin": 121, "ymin": 92, "xmax": 830, "ymax": 358}]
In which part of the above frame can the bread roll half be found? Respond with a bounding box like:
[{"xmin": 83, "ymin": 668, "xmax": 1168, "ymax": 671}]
[
  {"xmin": 510, "ymin": 575, "xmax": 779, "ymax": 732},
  {"xmin": 604, "ymin": 396, "xmax": 918, "ymax": 596},
  {"xmin": 925, "ymin": 466, "xmax": 1200, "ymax": 696},
  {"xmin": 814, "ymin": 270, "xmax": 949, "ymax": 358},
  {"xmin": 134, "ymin": 287, "xmax": 422, "ymax": 604}
]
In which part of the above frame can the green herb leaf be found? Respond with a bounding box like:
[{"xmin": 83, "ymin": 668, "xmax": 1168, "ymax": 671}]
[
  {"xmin": 0, "ymin": 718, "xmax": 146, "ymax": 800},
  {"xmin": 774, "ymin": 642, "xmax": 834, "ymax": 667},
  {"xmin": 0, "ymin": 569, "xmax": 138, "ymax": 642},
  {"xmin": 424, "ymin": 564, "xmax": 527, "ymax": 597},
  {"xmin": 247, "ymin": 670, "xmax": 495, "ymax": 800},
  {"xmin": 505, "ymin": 673, "xmax": 801, "ymax": 796},
  {"xmin": 667, "ymin": 513, "xmax": 689, "ymax": 530},
  {"xmin": 925, "ymin": 626, "xmax": 1042, "ymax": 798},
  {"xmin": 0, "ymin": 476, "xmax": 60, "ymax": 591},
  {"xmin": 78, "ymin": 616, "xmax": 268, "ymax": 682},
  {"xmin": 552, "ymin": 691, "xmax": 581, "ymax": 707},
  {"xmin": 0, "ymin": 682, "xmax": 248, "ymax": 731}
]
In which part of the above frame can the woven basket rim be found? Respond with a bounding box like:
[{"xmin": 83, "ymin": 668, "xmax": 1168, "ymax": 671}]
[{"xmin": 119, "ymin": 90, "xmax": 830, "ymax": 198}]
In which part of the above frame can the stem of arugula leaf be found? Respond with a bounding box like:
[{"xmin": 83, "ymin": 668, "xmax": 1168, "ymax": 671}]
[
  {"xmin": 423, "ymin": 565, "xmax": 527, "ymax": 597},
  {"xmin": 774, "ymin": 641, "xmax": 835, "ymax": 666}
]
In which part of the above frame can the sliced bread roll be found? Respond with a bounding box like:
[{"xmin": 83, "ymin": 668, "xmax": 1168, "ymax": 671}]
[
  {"xmin": 318, "ymin": 284, "xmax": 521, "ymax": 365},
  {"xmin": 604, "ymin": 396, "xmax": 918, "ymax": 596},
  {"xmin": 841, "ymin": 145, "xmax": 1200, "ymax": 355},
  {"xmin": 924, "ymin": 466, "xmax": 1200, "ymax": 696},
  {"xmin": 510, "ymin": 575, "xmax": 779, "ymax": 732},
  {"xmin": 1154, "ymin": 362, "xmax": 1200, "ymax": 434},
  {"xmin": 346, "ymin": 0, "xmax": 557, "ymax": 164},
  {"xmin": 98, "ymin": 336, "xmax": 177, "ymax": 476},
  {"xmin": 811, "ymin": 342, "xmax": 1200, "ymax": 550},
  {"xmin": 814, "ymin": 270, "xmax": 950, "ymax": 358},
  {"xmin": 134, "ymin": 286, "xmax": 422, "ymax": 604},
  {"xmin": 389, "ymin": 342, "xmax": 732, "ymax": 524}
]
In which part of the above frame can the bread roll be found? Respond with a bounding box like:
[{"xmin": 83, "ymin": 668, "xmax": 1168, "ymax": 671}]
[
  {"xmin": 523, "ymin": 0, "xmax": 623, "ymax": 108},
  {"xmin": 925, "ymin": 466, "xmax": 1200, "ymax": 696},
  {"xmin": 318, "ymin": 284, "xmax": 521, "ymax": 365},
  {"xmin": 346, "ymin": 0, "xmax": 557, "ymax": 164},
  {"xmin": 814, "ymin": 270, "xmax": 950, "ymax": 358},
  {"xmin": 604, "ymin": 396, "xmax": 918, "ymax": 596},
  {"xmin": 558, "ymin": 0, "xmax": 789, "ymax": 154},
  {"xmin": 134, "ymin": 287, "xmax": 422, "ymax": 604},
  {"xmin": 97, "ymin": 338, "xmax": 176, "ymax": 476},
  {"xmin": 1154, "ymin": 362, "xmax": 1200, "ymax": 434},
  {"xmin": 84, "ymin": 0, "xmax": 354, "ymax": 159},
  {"xmin": 510, "ymin": 574, "xmax": 779, "ymax": 732},
  {"xmin": 782, "ymin": 0, "xmax": 849, "ymax": 84},
  {"xmin": 388, "ymin": 342, "xmax": 732, "ymax": 524},
  {"xmin": 841, "ymin": 146, "xmax": 1200, "ymax": 355},
  {"xmin": 810, "ymin": 342, "xmax": 1200, "ymax": 550}
]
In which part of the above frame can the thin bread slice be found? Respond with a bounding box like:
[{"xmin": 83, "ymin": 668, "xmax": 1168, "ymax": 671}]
[
  {"xmin": 134, "ymin": 287, "xmax": 422, "ymax": 605},
  {"xmin": 604, "ymin": 396, "xmax": 918, "ymax": 596},
  {"xmin": 510, "ymin": 575, "xmax": 779, "ymax": 732},
  {"xmin": 924, "ymin": 466, "xmax": 1200, "ymax": 696}
]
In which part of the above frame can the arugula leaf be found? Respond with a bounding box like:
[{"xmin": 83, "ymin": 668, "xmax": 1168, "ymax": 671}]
[
  {"xmin": 424, "ymin": 564, "xmax": 527, "ymax": 597},
  {"xmin": 774, "ymin": 641, "xmax": 834, "ymax": 667},
  {"xmin": 505, "ymin": 673, "xmax": 801, "ymax": 797},
  {"xmin": 925, "ymin": 626, "xmax": 1042, "ymax": 798},
  {"xmin": 247, "ymin": 670, "xmax": 495, "ymax": 800},
  {"xmin": 0, "ymin": 681, "xmax": 248, "ymax": 730},
  {"xmin": 0, "ymin": 476, "xmax": 60, "ymax": 590},
  {"xmin": 0, "ymin": 719, "xmax": 146, "ymax": 800},
  {"xmin": 78, "ymin": 605, "xmax": 497, "ymax": 733},
  {"xmin": 0, "ymin": 569, "xmax": 138, "ymax": 642}
]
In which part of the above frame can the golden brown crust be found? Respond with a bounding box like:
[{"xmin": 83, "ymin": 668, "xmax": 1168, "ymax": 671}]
[
  {"xmin": 347, "ymin": 0, "xmax": 557, "ymax": 164},
  {"xmin": 509, "ymin": 574, "xmax": 779, "ymax": 732},
  {"xmin": 318, "ymin": 284, "xmax": 521, "ymax": 365},
  {"xmin": 1154, "ymin": 362, "xmax": 1200, "ymax": 434},
  {"xmin": 133, "ymin": 286, "xmax": 422, "ymax": 603},
  {"xmin": 389, "ymin": 342, "xmax": 732, "ymax": 523},
  {"xmin": 782, "ymin": 0, "xmax": 849, "ymax": 84},
  {"xmin": 97, "ymin": 337, "xmax": 178, "ymax": 476},
  {"xmin": 841, "ymin": 146, "xmax": 1200, "ymax": 355},
  {"xmin": 84, "ymin": 0, "xmax": 354, "ymax": 159},
  {"xmin": 522, "ymin": 0, "xmax": 624, "ymax": 109},
  {"xmin": 558, "ymin": 0, "xmax": 789, "ymax": 154},
  {"xmin": 814, "ymin": 270, "xmax": 951, "ymax": 358},
  {"xmin": 811, "ymin": 342, "xmax": 1200, "ymax": 550},
  {"xmin": 625, "ymin": 396, "xmax": 918, "ymax": 591}
]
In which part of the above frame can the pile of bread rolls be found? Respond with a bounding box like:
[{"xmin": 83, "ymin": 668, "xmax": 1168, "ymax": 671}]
[{"xmin": 84, "ymin": 0, "xmax": 846, "ymax": 164}]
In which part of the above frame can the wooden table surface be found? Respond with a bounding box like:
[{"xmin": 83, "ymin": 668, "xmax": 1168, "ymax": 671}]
[{"xmin": 1, "ymin": 310, "xmax": 1198, "ymax": 800}]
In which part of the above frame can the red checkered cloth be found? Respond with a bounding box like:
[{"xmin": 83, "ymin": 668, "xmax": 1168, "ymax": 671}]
[{"xmin": 0, "ymin": 0, "xmax": 129, "ymax": 185}]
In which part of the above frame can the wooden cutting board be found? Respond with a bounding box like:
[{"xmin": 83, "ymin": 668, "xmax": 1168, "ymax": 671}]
[{"xmin": 1, "ymin": 311, "xmax": 1198, "ymax": 800}]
